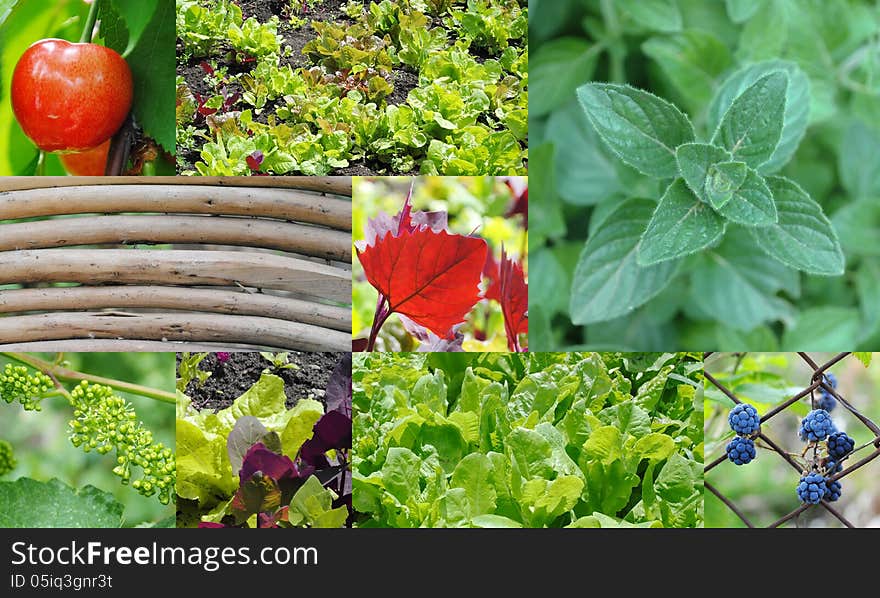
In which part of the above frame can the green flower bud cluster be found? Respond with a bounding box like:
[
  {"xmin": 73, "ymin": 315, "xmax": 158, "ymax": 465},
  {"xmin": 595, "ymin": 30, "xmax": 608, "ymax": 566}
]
[
  {"xmin": 0, "ymin": 439, "xmax": 16, "ymax": 476},
  {"xmin": 0, "ymin": 364, "xmax": 54, "ymax": 411},
  {"xmin": 67, "ymin": 381, "xmax": 176, "ymax": 505}
]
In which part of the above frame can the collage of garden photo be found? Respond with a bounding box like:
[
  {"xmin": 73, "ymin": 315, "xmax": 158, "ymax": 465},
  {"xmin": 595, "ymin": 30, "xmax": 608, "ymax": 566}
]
[{"xmin": 1, "ymin": 0, "xmax": 880, "ymax": 561}]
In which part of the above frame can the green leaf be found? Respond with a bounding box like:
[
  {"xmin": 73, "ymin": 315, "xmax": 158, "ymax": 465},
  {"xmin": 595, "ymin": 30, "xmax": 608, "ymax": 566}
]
[
  {"xmin": 111, "ymin": 0, "xmax": 158, "ymax": 55},
  {"xmin": 450, "ymin": 453, "xmax": 497, "ymax": 517},
  {"xmin": 782, "ymin": 307, "xmax": 862, "ymax": 351},
  {"xmin": 641, "ymin": 31, "xmax": 732, "ymax": 114},
  {"xmin": 570, "ymin": 199, "xmax": 680, "ymax": 325},
  {"xmin": 725, "ymin": 0, "xmax": 765, "ymax": 22},
  {"xmin": 471, "ymin": 514, "xmax": 522, "ymax": 528},
  {"xmin": 530, "ymin": 38, "xmax": 597, "ymax": 118},
  {"xmin": 126, "ymin": 0, "xmax": 175, "ymax": 152},
  {"xmin": 839, "ymin": 122, "xmax": 880, "ymax": 200},
  {"xmin": 832, "ymin": 199, "xmax": 880, "ymax": 258},
  {"xmin": 546, "ymin": 101, "xmax": 622, "ymax": 205},
  {"xmin": 0, "ymin": 478, "xmax": 124, "ymax": 528},
  {"xmin": 577, "ymin": 83, "xmax": 695, "ymax": 179},
  {"xmin": 583, "ymin": 426, "xmax": 622, "ymax": 465},
  {"xmin": 176, "ymin": 419, "xmax": 238, "ymax": 505},
  {"xmin": 675, "ymin": 142, "xmax": 746, "ymax": 208},
  {"xmin": 714, "ymin": 167, "xmax": 777, "ymax": 226},
  {"xmin": 530, "ymin": 248, "xmax": 568, "ymax": 318},
  {"xmin": 751, "ymin": 176, "xmax": 844, "ymax": 275},
  {"xmin": 529, "ymin": 142, "xmax": 566, "ymax": 244},
  {"xmin": 381, "ymin": 447, "xmax": 422, "ymax": 504},
  {"xmin": 655, "ymin": 453, "xmax": 696, "ymax": 502},
  {"xmin": 634, "ymin": 433, "xmax": 676, "ymax": 462},
  {"xmin": 854, "ymin": 352, "xmax": 872, "ymax": 367},
  {"xmin": 708, "ymin": 60, "xmax": 810, "ymax": 173},
  {"xmin": 711, "ymin": 72, "xmax": 788, "ymax": 168},
  {"xmin": 638, "ymin": 179, "xmax": 726, "ymax": 266},
  {"xmin": 692, "ymin": 227, "xmax": 797, "ymax": 331},
  {"xmin": 736, "ymin": 0, "xmax": 788, "ymax": 61},
  {"xmin": 618, "ymin": 0, "xmax": 682, "ymax": 32}
]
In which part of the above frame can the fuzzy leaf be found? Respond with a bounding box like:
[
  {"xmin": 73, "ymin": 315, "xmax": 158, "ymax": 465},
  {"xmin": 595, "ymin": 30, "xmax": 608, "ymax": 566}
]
[
  {"xmin": 577, "ymin": 83, "xmax": 695, "ymax": 179},
  {"xmin": 676, "ymin": 143, "xmax": 747, "ymax": 208},
  {"xmin": 570, "ymin": 199, "xmax": 680, "ymax": 325},
  {"xmin": 751, "ymin": 176, "xmax": 844, "ymax": 275},
  {"xmin": 712, "ymin": 72, "xmax": 788, "ymax": 168},
  {"xmin": 617, "ymin": 0, "xmax": 682, "ymax": 32},
  {"xmin": 708, "ymin": 60, "xmax": 809, "ymax": 173},
  {"xmin": 839, "ymin": 122, "xmax": 880, "ymax": 200},
  {"xmin": 638, "ymin": 179, "xmax": 726, "ymax": 266},
  {"xmin": 691, "ymin": 227, "xmax": 797, "ymax": 331},
  {"xmin": 714, "ymin": 167, "xmax": 777, "ymax": 226},
  {"xmin": 531, "ymin": 38, "xmax": 597, "ymax": 118}
]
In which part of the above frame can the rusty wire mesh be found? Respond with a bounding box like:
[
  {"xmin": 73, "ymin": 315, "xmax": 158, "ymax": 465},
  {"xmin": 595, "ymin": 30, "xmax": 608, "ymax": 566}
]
[{"xmin": 704, "ymin": 352, "xmax": 880, "ymax": 528}]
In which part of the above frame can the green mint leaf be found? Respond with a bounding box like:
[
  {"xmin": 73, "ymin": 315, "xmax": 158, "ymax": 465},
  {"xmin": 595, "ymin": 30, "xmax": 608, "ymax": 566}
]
[
  {"xmin": 638, "ymin": 179, "xmax": 726, "ymax": 266},
  {"xmin": 751, "ymin": 176, "xmax": 845, "ymax": 275},
  {"xmin": 530, "ymin": 38, "xmax": 598, "ymax": 118},
  {"xmin": 676, "ymin": 143, "xmax": 747, "ymax": 208},
  {"xmin": 691, "ymin": 227, "xmax": 797, "ymax": 331},
  {"xmin": 707, "ymin": 162, "xmax": 749, "ymax": 208},
  {"xmin": 714, "ymin": 167, "xmax": 777, "ymax": 226},
  {"xmin": 839, "ymin": 121, "xmax": 880, "ymax": 200},
  {"xmin": 641, "ymin": 31, "xmax": 732, "ymax": 115},
  {"xmin": 577, "ymin": 83, "xmax": 695, "ymax": 179},
  {"xmin": 711, "ymin": 71, "xmax": 788, "ymax": 168},
  {"xmin": 782, "ymin": 307, "xmax": 862, "ymax": 351},
  {"xmin": 530, "ymin": 142, "xmax": 566, "ymax": 245},
  {"xmin": 708, "ymin": 60, "xmax": 810, "ymax": 173},
  {"xmin": 547, "ymin": 101, "xmax": 621, "ymax": 205},
  {"xmin": 570, "ymin": 199, "xmax": 680, "ymax": 325},
  {"xmin": 725, "ymin": 0, "xmax": 765, "ymax": 23},
  {"xmin": 617, "ymin": 0, "xmax": 682, "ymax": 33}
]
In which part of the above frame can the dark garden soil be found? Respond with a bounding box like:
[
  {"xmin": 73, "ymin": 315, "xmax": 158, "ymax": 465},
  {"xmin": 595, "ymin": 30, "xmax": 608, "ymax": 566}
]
[{"xmin": 179, "ymin": 351, "xmax": 343, "ymax": 412}]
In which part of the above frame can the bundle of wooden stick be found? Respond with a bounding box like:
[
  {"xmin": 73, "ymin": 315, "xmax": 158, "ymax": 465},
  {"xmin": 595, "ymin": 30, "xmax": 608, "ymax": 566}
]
[{"xmin": 0, "ymin": 177, "xmax": 352, "ymax": 351}]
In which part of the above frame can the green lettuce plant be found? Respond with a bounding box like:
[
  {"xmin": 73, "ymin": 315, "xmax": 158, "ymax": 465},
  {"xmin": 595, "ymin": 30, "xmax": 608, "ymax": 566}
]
[{"xmin": 353, "ymin": 352, "xmax": 703, "ymax": 528}]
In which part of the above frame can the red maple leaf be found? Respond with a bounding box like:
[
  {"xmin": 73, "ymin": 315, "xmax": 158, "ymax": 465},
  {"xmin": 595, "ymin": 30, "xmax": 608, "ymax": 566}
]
[
  {"xmin": 357, "ymin": 228, "xmax": 487, "ymax": 339},
  {"xmin": 499, "ymin": 247, "xmax": 528, "ymax": 352},
  {"xmin": 504, "ymin": 178, "xmax": 528, "ymax": 230}
]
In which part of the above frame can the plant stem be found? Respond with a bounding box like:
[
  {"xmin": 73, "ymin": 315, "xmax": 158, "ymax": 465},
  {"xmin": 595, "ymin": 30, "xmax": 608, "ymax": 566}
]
[
  {"xmin": 365, "ymin": 296, "xmax": 391, "ymax": 352},
  {"xmin": 1, "ymin": 352, "xmax": 177, "ymax": 404},
  {"xmin": 34, "ymin": 151, "xmax": 45, "ymax": 176},
  {"xmin": 79, "ymin": 0, "xmax": 100, "ymax": 43}
]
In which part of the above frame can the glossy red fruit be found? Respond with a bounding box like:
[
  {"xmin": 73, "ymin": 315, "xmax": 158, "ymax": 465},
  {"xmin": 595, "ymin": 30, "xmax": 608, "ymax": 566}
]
[
  {"xmin": 59, "ymin": 139, "xmax": 111, "ymax": 176},
  {"xmin": 11, "ymin": 39, "xmax": 133, "ymax": 152}
]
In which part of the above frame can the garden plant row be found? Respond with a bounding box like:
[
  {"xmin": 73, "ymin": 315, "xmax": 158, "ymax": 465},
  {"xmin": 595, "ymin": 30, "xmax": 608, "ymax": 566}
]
[{"xmin": 176, "ymin": 0, "xmax": 528, "ymax": 175}]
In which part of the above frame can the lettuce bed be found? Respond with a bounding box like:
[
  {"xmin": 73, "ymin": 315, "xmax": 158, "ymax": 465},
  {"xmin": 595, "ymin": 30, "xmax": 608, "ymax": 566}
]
[
  {"xmin": 176, "ymin": 0, "xmax": 528, "ymax": 175},
  {"xmin": 353, "ymin": 352, "xmax": 704, "ymax": 528}
]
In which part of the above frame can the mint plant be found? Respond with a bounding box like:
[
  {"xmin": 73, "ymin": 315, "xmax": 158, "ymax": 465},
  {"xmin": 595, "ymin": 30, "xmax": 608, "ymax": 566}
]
[
  {"xmin": 531, "ymin": 0, "xmax": 880, "ymax": 352},
  {"xmin": 572, "ymin": 72, "xmax": 843, "ymax": 328}
]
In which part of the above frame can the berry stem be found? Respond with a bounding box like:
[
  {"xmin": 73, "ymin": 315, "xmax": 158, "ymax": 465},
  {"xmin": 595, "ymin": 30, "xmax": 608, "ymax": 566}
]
[
  {"xmin": 0, "ymin": 353, "xmax": 176, "ymax": 404},
  {"xmin": 79, "ymin": 0, "xmax": 101, "ymax": 44}
]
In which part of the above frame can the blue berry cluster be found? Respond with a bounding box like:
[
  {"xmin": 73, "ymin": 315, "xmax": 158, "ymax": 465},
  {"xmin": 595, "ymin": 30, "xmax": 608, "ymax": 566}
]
[
  {"xmin": 728, "ymin": 403, "xmax": 760, "ymax": 436},
  {"xmin": 726, "ymin": 436, "xmax": 756, "ymax": 465},
  {"xmin": 817, "ymin": 373, "xmax": 837, "ymax": 412},
  {"xmin": 726, "ymin": 403, "xmax": 760, "ymax": 466},
  {"xmin": 799, "ymin": 409, "xmax": 836, "ymax": 441},
  {"xmin": 795, "ymin": 375, "xmax": 856, "ymax": 506},
  {"xmin": 797, "ymin": 472, "xmax": 828, "ymax": 504}
]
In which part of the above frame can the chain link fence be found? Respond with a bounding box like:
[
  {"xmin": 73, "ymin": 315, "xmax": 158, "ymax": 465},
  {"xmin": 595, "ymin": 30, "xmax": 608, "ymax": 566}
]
[{"xmin": 704, "ymin": 352, "xmax": 880, "ymax": 528}]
